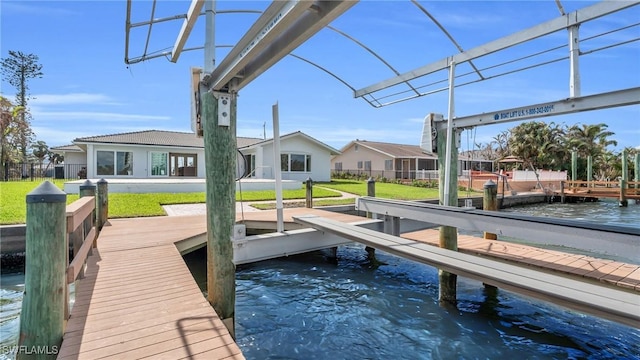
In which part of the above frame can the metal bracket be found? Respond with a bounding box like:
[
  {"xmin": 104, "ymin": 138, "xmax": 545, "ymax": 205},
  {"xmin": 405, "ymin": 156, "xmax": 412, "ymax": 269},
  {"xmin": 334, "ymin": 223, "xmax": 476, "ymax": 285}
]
[{"xmin": 215, "ymin": 92, "xmax": 231, "ymax": 127}]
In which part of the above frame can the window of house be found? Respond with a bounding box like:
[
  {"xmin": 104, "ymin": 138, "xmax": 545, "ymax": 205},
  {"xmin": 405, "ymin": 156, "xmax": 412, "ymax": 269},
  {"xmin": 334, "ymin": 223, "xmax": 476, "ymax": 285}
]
[
  {"xmin": 364, "ymin": 161, "xmax": 371, "ymax": 171},
  {"xmin": 357, "ymin": 161, "xmax": 363, "ymax": 169},
  {"xmin": 335, "ymin": 162, "xmax": 342, "ymax": 171},
  {"xmin": 385, "ymin": 159, "xmax": 393, "ymax": 170},
  {"xmin": 151, "ymin": 152, "xmax": 168, "ymax": 176},
  {"xmin": 97, "ymin": 151, "xmax": 133, "ymax": 176},
  {"xmin": 281, "ymin": 153, "xmax": 311, "ymax": 172}
]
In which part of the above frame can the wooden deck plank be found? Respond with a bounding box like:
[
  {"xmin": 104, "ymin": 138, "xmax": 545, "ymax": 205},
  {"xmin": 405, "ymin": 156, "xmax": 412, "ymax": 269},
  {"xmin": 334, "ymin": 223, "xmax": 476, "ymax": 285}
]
[
  {"xmin": 60, "ymin": 213, "xmax": 244, "ymax": 360},
  {"xmin": 59, "ymin": 316, "xmax": 228, "ymax": 360},
  {"xmin": 402, "ymin": 228, "xmax": 639, "ymax": 291}
]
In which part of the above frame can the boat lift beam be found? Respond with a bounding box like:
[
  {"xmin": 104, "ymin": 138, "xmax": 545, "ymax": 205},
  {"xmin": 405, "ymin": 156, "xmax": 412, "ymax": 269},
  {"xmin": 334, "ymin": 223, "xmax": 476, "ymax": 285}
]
[
  {"xmin": 437, "ymin": 87, "xmax": 640, "ymax": 131},
  {"xmin": 203, "ymin": 0, "xmax": 358, "ymax": 92},
  {"xmin": 356, "ymin": 197, "xmax": 640, "ymax": 260}
]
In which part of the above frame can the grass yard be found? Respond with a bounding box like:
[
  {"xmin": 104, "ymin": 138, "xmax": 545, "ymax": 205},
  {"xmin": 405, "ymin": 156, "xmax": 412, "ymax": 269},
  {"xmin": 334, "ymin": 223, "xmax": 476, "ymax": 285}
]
[
  {"xmin": 318, "ymin": 179, "xmax": 477, "ymax": 200},
  {"xmin": 0, "ymin": 180, "xmax": 342, "ymax": 224},
  {"xmin": 0, "ymin": 180, "xmax": 79, "ymax": 225}
]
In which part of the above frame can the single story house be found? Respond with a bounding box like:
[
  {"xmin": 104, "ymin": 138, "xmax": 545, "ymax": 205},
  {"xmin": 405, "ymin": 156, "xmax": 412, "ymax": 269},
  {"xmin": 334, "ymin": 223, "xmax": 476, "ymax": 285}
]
[
  {"xmin": 331, "ymin": 139, "xmax": 494, "ymax": 181},
  {"xmin": 53, "ymin": 130, "xmax": 340, "ymax": 182}
]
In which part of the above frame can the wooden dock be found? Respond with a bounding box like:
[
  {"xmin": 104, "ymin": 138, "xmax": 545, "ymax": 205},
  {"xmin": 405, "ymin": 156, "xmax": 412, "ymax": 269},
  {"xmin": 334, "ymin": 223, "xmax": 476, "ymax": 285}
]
[
  {"xmin": 57, "ymin": 208, "xmax": 365, "ymax": 359},
  {"xmin": 58, "ymin": 207, "xmax": 639, "ymax": 358},
  {"xmin": 57, "ymin": 214, "xmax": 242, "ymax": 360},
  {"xmin": 561, "ymin": 180, "xmax": 640, "ymax": 201}
]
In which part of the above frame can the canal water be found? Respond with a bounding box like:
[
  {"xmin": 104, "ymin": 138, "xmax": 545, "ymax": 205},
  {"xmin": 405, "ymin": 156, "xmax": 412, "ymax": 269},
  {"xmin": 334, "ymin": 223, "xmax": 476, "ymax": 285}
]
[{"xmin": 1, "ymin": 200, "xmax": 639, "ymax": 359}]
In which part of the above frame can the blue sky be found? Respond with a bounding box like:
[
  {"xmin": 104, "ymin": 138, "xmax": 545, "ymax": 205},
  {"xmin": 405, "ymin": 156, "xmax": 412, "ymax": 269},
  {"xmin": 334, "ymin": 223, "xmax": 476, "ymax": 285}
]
[{"xmin": 1, "ymin": 0, "xmax": 638, "ymax": 153}]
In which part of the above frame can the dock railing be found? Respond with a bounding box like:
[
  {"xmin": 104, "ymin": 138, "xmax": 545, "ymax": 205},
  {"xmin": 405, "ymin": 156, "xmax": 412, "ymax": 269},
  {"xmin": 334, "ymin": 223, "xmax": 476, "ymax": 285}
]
[{"xmin": 17, "ymin": 180, "xmax": 108, "ymax": 360}]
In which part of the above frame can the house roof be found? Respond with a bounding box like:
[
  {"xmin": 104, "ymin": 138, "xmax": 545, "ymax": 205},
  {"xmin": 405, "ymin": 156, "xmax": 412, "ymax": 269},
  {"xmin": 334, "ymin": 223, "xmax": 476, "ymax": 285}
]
[
  {"xmin": 239, "ymin": 131, "xmax": 341, "ymax": 155},
  {"xmin": 344, "ymin": 140, "xmax": 437, "ymax": 159},
  {"xmin": 73, "ymin": 130, "xmax": 263, "ymax": 149},
  {"xmin": 341, "ymin": 140, "xmax": 492, "ymax": 161},
  {"xmin": 51, "ymin": 144, "xmax": 84, "ymax": 152}
]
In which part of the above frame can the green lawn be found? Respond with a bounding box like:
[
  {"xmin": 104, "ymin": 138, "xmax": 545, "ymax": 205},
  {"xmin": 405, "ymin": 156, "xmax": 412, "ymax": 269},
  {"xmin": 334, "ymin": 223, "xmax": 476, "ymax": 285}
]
[
  {"xmin": 0, "ymin": 180, "xmax": 341, "ymax": 225},
  {"xmin": 318, "ymin": 179, "xmax": 477, "ymax": 200},
  {"xmin": 0, "ymin": 180, "xmax": 79, "ymax": 225},
  {"xmin": 0, "ymin": 179, "xmax": 476, "ymax": 224}
]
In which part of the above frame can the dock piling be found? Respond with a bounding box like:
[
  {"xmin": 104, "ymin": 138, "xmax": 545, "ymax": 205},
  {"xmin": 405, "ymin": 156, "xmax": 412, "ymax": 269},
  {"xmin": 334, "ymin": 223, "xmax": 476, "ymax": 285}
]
[
  {"xmin": 483, "ymin": 180, "xmax": 498, "ymax": 240},
  {"xmin": 619, "ymin": 178, "xmax": 628, "ymax": 207},
  {"xmin": 305, "ymin": 177, "xmax": 313, "ymax": 208},
  {"xmin": 437, "ymin": 122, "xmax": 459, "ymax": 306},
  {"xmin": 365, "ymin": 177, "xmax": 377, "ymax": 263},
  {"xmin": 202, "ymin": 90, "xmax": 237, "ymax": 338},
  {"xmin": 96, "ymin": 179, "xmax": 108, "ymax": 235},
  {"xmin": 19, "ymin": 181, "xmax": 67, "ymax": 359}
]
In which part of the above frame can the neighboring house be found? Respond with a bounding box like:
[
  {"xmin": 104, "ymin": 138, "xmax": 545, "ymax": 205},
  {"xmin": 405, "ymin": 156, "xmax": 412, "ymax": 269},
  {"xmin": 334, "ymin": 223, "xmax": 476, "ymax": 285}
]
[
  {"xmin": 331, "ymin": 140, "xmax": 493, "ymax": 181},
  {"xmin": 241, "ymin": 131, "xmax": 340, "ymax": 182},
  {"xmin": 53, "ymin": 130, "xmax": 339, "ymax": 182}
]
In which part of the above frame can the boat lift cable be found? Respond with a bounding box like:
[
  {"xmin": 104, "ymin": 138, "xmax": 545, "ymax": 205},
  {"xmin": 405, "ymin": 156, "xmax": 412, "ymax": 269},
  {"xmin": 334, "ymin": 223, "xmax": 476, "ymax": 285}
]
[
  {"xmin": 326, "ymin": 25, "xmax": 421, "ymax": 96},
  {"xmin": 410, "ymin": 0, "xmax": 485, "ymax": 80}
]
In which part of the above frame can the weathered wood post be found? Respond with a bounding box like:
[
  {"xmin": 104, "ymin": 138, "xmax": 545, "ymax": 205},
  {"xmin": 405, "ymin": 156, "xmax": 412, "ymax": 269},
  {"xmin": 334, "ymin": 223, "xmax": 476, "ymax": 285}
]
[
  {"xmin": 619, "ymin": 178, "xmax": 628, "ymax": 207},
  {"xmin": 635, "ymin": 153, "xmax": 639, "ymax": 204},
  {"xmin": 202, "ymin": 90, "xmax": 236, "ymax": 338},
  {"xmin": 483, "ymin": 180, "xmax": 498, "ymax": 240},
  {"xmin": 365, "ymin": 177, "xmax": 377, "ymax": 263},
  {"xmin": 482, "ymin": 180, "xmax": 499, "ymax": 291},
  {"xmin": 437, "ymin": 121, "xmax": 458, "ymax": 306},
  {"xmin": 620, "ymin": 149, "xmax": 628, "ymax": 207},
  {"xmin": 571, "ymin": 150, "xmax": 577, "ymax": 182},
  {"xmin": 635, "ymin": 153, "xmax": 640, "ymax": 187},
  {"xmin": 305, "ymin": 177, "xmax": 313, "ymax": 208},
  {"xmin": 19, "ymin": 181, "xmax": 67, "ymax": 359},
  {"xmin": 560, "ymin": 181, "xmax": 566, "ymax": 203},
  {"xmin": 587, "ymin": 155, "xmax": 593, "ymax": 187},
  {"xmin": 96, "ymin": 179, "xmax": 108, "ymax": 236}
]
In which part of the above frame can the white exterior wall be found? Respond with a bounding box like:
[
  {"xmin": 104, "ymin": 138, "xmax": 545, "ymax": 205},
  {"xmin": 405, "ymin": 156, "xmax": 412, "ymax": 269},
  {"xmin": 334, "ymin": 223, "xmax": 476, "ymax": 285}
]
[
  {"xmin": 64, "ymin": 152, "xmax": 85, "ymax": 165},
  {"xmin": 84, "ymin": 143, "xmax": 205, "ymax": 179},
  {"xmin": 254, "ymin": 136, "xmax": 332, "ymax": 182},
  {"xmin": 331, "ymin": 143, "xmax": 391, "ymax": 172}
]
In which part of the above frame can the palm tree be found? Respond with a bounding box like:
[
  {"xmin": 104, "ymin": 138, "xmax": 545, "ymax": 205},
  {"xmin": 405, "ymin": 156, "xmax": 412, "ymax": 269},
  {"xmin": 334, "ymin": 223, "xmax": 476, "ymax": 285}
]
[
  {"xmin": 567, "ymin": 123, "xmax": 617, "ymax": 180},
  {"xmin": 30, "ymin": 140, "xmax": 49, "ymax": 176}
]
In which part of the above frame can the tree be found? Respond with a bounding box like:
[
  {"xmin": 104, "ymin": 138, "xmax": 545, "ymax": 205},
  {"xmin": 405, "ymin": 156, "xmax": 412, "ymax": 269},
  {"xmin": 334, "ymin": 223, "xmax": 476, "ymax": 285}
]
[
  {"xmin": 566, "ymin": 123, "xmax": 617, "ymax": 180},
  {"xmin": 30, "ymin": 140, "xmax": 49, "ymax": 176},
  {"xmin": 508, "ymin": 121, "xmax": 565, "ymax": 171},
  {"xmin": 0, "ymin": 96, "xmax": 28, "ymax": 178},
  {"xmin": 1, "ymin": 50, "xmax": 43, "ymax": 161}
]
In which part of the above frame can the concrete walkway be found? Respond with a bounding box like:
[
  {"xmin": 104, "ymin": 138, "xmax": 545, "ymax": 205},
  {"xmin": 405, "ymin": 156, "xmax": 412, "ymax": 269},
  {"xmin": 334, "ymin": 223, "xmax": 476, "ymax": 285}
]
[{"xmin": 163, "ymin": 187, "xmax": 358, "ymax": 217}]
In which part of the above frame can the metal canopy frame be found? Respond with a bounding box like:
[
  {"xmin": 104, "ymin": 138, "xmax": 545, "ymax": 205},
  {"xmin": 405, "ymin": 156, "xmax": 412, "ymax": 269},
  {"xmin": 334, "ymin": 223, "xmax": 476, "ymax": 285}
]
[
  {"xmin": 356, "ymin": 1, "xmax": 639, "ymax": 101},
  {"xmin": 125, "ymin": 1, "xmax": 639, "ymax": 115},
  {"xmin": 204, "ymin": 0, "xmax": 357, "ymax": 92}
]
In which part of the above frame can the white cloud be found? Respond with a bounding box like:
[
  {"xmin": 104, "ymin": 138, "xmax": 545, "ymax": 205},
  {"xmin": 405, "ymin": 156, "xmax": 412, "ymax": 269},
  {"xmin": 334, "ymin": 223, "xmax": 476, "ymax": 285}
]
[
  {"xmin": 31, "ymin": 111, "xmax": 171, "ymax": 122},
  {"xmin": 31, "ymin": 127, "xmax": 92, "ymax": 147},
  {"xmin": 31, "ymin": 93, "xmax": 119, "ymax": 106}
]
